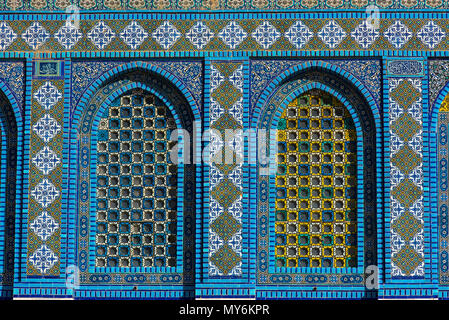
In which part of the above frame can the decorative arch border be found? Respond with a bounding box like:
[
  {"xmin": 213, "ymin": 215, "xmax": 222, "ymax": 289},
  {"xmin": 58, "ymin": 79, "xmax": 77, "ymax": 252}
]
[
  {"xmin": 248, "ymin": 62, "xmax": 382, "ymax": 299},
  {"xmin": 71, "ymin": 61, "xmax": 201, "ymax": 126},
  {"xmin": 429, "ymin": 79, "xmax": 449, "ymax": 297},
  {"xmin": 79, "ymin": 81, "xmax": 186, "ymax": 134},
  {"xmin": 250, "ymin": 60, "xmax": 381, "ymax": 126},
  {"xmin": 68, "ymin": 63, "xmax": 201, "ymax": 299},
  {"xmin": 0, "ymin": 79, "xmax": 23, "ymax": 299}
]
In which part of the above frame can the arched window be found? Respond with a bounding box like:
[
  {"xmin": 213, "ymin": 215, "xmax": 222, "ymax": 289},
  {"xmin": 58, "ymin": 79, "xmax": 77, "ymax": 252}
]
[
  {"xmin": 74, "ymin": 67, "xmax": 198, "ymax": 296},
  {"xmin": 437, "ymin": 94, "xmax": 449, "ymax": 282},
  {"xmin": 0, "ymin": 90, "xmax": 18, "ymax": 295},
  {"xmin": 274, "ymin": 90, "xmax": 357, "ymax": 269},
  {"xmin": 254, "ymin": 67, "xmax": 378, "ymax": 293},
  {"xmin": 94, "ymin": 92, "xmax": 178, "ymax": 268}
]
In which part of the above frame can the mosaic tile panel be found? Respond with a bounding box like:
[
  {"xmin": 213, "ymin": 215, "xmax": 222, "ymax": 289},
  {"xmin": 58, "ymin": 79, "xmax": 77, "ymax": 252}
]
[
  {"xmin": 274, "ymin": 91, "xmax": 358, "ymax": 269},
  {"xmin": 389, "ymin": 77, "xmax": 424, "ymax": 278},
  {"xmin": 208, "ymin": 61, "xmax": 244, "ymax": 277},
  {"xmin": 3, "ymin": 17, "xmax": 449, "ymax": 53},
  {"xmin": 28, "ymin": 76, "xmax": 64, "ymax": 276},
  {"xmin": 94, "ymin": 93, "xmax": 178, "ymax": 268}
]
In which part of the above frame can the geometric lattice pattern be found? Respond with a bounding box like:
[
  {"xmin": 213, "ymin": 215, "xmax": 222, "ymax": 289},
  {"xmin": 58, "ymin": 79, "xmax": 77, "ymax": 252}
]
[
  {"xmin": 275, "ymin": 91, "xmax": 358, "ymax": 268},
  {"xmin": 95, "ymin": 93, "xmax": 177, "ymax": 268}
]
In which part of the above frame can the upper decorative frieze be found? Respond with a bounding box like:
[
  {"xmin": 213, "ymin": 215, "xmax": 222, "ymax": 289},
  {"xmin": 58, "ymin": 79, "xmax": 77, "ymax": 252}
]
[{"xmin": 1, "ymin": 0, "xmax": 449, "ymax": 11}]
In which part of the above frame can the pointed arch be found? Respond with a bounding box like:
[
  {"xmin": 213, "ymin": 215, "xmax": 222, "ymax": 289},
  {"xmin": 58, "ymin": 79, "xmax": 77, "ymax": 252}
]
[
  {"xmin": 68, "ymin": 64, "xmax": 200, "ymax": 299},
  {"xmin": 251, "ymin": 65, "xmax": 380, "ymax": 298},
  {"xmin": 429, "ymin": 80, "xmax": 449, "ymax": 285},
  {"xmin": 0, "ymin": 79, "xmax": 22, "ymax": 298}
]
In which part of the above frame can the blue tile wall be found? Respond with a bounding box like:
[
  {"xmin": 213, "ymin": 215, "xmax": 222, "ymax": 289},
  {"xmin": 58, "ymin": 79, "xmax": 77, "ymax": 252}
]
[{"xmin": 1, "ymin": 8, "xmax": 449, "ymax": 299}]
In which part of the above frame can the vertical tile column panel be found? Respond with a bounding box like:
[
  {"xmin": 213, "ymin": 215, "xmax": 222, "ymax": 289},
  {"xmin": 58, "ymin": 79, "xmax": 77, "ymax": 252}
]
[
  {"xmin": 20, "ymin": 59, "xmax": 67, "ymax": 297},
  {"xmin": 197, "ymin": 57, "xmax": 252, "ymax": 298},
  {"xmin": 382, "ymin": 58, "xmax": 436, "ymax": 298}
]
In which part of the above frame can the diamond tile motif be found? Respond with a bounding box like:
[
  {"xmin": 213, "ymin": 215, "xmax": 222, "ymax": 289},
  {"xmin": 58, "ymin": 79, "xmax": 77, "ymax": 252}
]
[
  {"xmin": 30, "ymin": 211, "xmax": 59, "ymax": 241},
  {"xmin": 211, "ymin": 146, "xmax": 242, "ymax": 175},
  {"xmin": 218, "ymin": 21, "xmax": 248, "ymax": 49},
  {"xmin": 210, "ymin": 244, "xmax": 242, "ymax": 275},
  {"xmin": 392, "ymin": 211, "xmax": 423, "ymax": 242},
  {"xmin": 87, "ymin": 21, "xmax": 115, "ymax": 50},
  {"xmin": 29, "ymin": 244, "xmax": 58, "ymax": 274},
  {"xmin": 392, "ymin": 244, "xmax": 423, "ymax": 276},
  {"xmin": 211, "ymin": 178, "xmax": 242, "ymax": 210},
  {"xmin": 33, "ymin": 81, "xmax": 62, "ymax": 110},
  {"xmin": 417, "ymin": 21, "xmax": 446, "ymax": 49},
  {"xmin": 120, "ymin": 21, "xmax": 148, "ymax": 50},
  {"xmin": 186, "ymin": 21, "xmax": 214, "ymax": 49},
  {"xmin": 152, "ymin": 21, "xmax": 181, "ymax": 50},
  {"xmin": 390, "ymin": 79, "xmax": 420, "ymax": 109},
  {"xmin": 351, "ymin": 20, "xmax": 380, "ymax": 49},
  {"xmin": 391, "ymin": 145, "xmax": 421, "ymax": 175},
  {"xmin": 210, "ymin": 112, "xmax": 243, "ymax": 134},
  {"xmin": 210, "ymin": 212, "xmax": 241, "ymax": 241},
  {"xmin": 318, "ymin": 20, "xmax": 347, "ymax": 49},
  {"xmin": 32, "ymin": 114, "xmax": 61, "ymax": 143},
  {"xmin": 55, "ymin": 22, "xmax": 82, "ymax": 50},
  {"xmin": 211, "ymin": 80, "xmax": 242, "ymax": 108},
  {"xmin": 31, "ymin": 178, "xmax": 60, "ymax": 208},
  {"xmin": 22, "ymin": 22, "xmax": 50, "ymax": 50},
  {"xmin": 251, "ymin": 21, "xmax": 281, "ymax": 49},
  {"xmin": 0, "ymin": 21, "xmax": 17, "ymax": 50},
  {"xmin": 32, "ymin": 146, "xmax": 61, "ymax": 175},
  {"xmin": 384, "ymin": 20, "xmax": 413, "ymax": 49},
  {"xmin": 391, "ymin": 178, "xmax": 423, "ymax": 209},
  {"xmin": 391, "ymin": 112, "xmax": 420, "ymax": 142},
  {"xmin": 284, "ymin": 20, "xmax": 314, "ymax": 49},
  {"xmin": 214, "ymin": 62, "xmax": 241, "ymax": 78}
]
